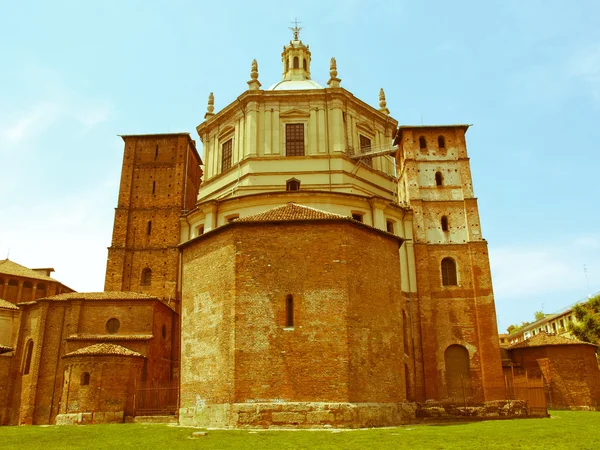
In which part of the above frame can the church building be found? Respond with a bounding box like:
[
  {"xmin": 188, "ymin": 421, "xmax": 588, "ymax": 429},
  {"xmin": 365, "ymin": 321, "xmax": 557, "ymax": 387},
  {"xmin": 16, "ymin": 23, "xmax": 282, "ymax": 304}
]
[{"xmin": 0, "ymin": 28, "xmax": 505, "ymax": 427}]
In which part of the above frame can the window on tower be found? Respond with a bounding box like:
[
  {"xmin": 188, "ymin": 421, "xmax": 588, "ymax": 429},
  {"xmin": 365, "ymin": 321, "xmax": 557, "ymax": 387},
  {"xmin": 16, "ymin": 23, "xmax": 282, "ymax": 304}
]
[
  {"xmin": 435, "ymin": 171, "xmax": 443, "ymax": 187},
  {"xmin": 141, "ymin": 268, "xmax": 152, "ymax": 286},
  {"xmin": 419, "ymin": 136, "xmax": 427, "ymax": 149},
  {"xmin": 441, "ymin": 216, "xmax": 449, "ymax": 232},
  {"xmin": 293, "ymin": 56, "xmax": 299, "ymax": 69},
  {"xmin": 285, "ymin": 124, "xmax": 305, "ymax": 156},
  {"xmin": 438, "ymin": 135, "xmax": 446, "ymax": 149},
  {"xmin": 359, "ymin": 135, "xmax": 373, "ymax": 167},
  {"xmin": 303, "ymin": 58, "xmax": 307, "ymax": 70},
  {"xmin": 441, "ymin": 258, "xmax": 458, "ymax": 286},
  {"xmin": 221, "ymin": 138, "xmax": 233, "ymax": 172}
]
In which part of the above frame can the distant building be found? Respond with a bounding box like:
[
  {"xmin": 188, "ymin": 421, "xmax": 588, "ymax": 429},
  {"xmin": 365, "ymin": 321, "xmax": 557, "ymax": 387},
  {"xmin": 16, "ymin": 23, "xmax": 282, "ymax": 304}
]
[{"xmin": 506, "ymin": 294, "xmax": 600, "ymax": 346}]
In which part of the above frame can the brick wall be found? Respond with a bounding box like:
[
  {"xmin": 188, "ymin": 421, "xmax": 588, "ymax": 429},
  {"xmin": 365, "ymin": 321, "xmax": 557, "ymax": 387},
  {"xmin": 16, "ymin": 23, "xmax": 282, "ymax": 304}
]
[
  {"xmin": 180, "ymin": 220, "xmax": 408, "ymax": 427},
  {"xmin": 105, "ymin": 134, "xmax": 202, "ymax": 309},
  {"xmin": 510, "ymin": 345, "xmax": 600, "ymax": 409}
]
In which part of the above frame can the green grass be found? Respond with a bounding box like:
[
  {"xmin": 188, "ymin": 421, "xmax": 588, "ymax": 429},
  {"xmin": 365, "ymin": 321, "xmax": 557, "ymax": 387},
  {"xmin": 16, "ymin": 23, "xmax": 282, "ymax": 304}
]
[{"xmin": 1, "ymin": 411, "xmax": 599, "ymax": 450}]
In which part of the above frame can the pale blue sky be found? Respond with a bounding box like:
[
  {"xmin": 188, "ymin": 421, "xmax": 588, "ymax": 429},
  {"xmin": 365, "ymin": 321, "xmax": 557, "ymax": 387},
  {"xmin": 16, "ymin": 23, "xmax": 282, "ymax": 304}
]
[{"xmin": 1, "ymin": 0, "xmax": 599, "ymax": 332}]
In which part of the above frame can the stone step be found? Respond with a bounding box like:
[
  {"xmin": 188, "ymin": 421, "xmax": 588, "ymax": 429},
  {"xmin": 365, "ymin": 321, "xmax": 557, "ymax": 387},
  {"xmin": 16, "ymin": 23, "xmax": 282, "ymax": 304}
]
[{"xmin": 132, "ymin": 415, "xmax": 178, "ymax": 424}]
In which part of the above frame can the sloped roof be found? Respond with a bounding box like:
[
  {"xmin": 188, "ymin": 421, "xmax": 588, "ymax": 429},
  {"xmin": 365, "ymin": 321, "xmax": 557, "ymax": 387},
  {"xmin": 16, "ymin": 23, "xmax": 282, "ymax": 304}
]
[
  {"xmin": 0, "ymin": 298, "xmax": 19, "ymax": 310},
  {"xmin": 237, "ymin": 203, "xmax": 346, "ymax": 222},
  {"xmin": 66, "ymin": 334, "xmax": 153, "ymax": 341},
  {"xmin": 0, "ymin": 259, "xmax": 57, "ymax": 282},
  {"xmin": 37, "ymin": 291, "xmax": 159, "ymax": 302},
  {"xmin": 0, "ymin": 344, "xmax": 13, "ymax": 354},
  {"xmin": 509, "ymin": 331, "xmax": 595, "ymax": 349},
  {"xmin": 63, "ymin": 343, "xmax": 145, "ymax": 358}
]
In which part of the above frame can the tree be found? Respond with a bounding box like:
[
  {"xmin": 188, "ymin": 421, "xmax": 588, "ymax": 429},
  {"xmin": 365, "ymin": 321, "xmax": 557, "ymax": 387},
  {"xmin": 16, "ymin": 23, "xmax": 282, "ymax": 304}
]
[
  {"xmin": 506, "ymin": 321, "xmax": 531, "ymax": 335},
  {"xmin": 534, "ymin": 311, "xmax": 545, "ymax": 321},
  {"xmin": 568, "ymin": 294, "xmax": 600, "ymax": 343}
]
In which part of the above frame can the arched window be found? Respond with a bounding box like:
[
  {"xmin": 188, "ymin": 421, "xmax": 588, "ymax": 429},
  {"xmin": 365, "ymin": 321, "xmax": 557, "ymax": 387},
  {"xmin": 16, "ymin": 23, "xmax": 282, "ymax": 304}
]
[
  {"xmin": 106, "ymin": 318, "xmax": 120, "ymax": 334},
  {"xmin": 444, "ymin": 344, "xmax": 471, "ymax": 399},
  {"xmin": 441, "ymin": 258, "xmax": 458, "ymax": 286},
  {"xmin": 286, "ymin": 295, "xmax": 294, "ymax": 327},
  {"xmin": 147, "ymin": 220, "xmax": 152, "ymax": 235},
  {"xmin": 81, "ymin": 372, "xmax": 90, "ymax": 386},
  {"xmin": 23, "ymin": 340, "xmax": 34, "ymax": 375},
  {"xmin": 435, "ymin": 171, "xmax": 443, "ymax": 187},
  {"xmin": 141, "ymin": 268, "xmax": 152, "ymax": 286},
  {"xmin": 303, "ymin": 58, "xmax": 307, "ymax": 70},
  {"xmin": 286, "ymin": 59, "xmax": 289, "ymax": 71},
  {"xmin": 438, "ymin": 135, "xmax": 445, "ymax": 149},
  {"xmin": 286, "ymin": 178, "xmax": 300, "ymax": 191},
  {"xmin": 441, "ymin": 216, "xmax": 449, "ymax": 232},
  {"xmin": 152, "ymin": 181, "xmax": 156, "ymax": 194},
  {"xmin": 293, "ymin": 56, "xmax": 299, "ymax": 69},
  {"xmin": 419, "ymin": 136, "xmax": 427, "ymax": 149},
  {"xmin": 35, "ymin": 283, "xmax": 46, "ymax": 299}
]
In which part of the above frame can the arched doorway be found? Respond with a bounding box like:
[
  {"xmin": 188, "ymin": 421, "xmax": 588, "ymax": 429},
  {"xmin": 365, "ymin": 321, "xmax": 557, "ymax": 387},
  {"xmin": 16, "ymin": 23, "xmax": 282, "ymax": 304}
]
[{"xmin": 444, "ymin": 344, "xmax": 471, "ymax": 401}]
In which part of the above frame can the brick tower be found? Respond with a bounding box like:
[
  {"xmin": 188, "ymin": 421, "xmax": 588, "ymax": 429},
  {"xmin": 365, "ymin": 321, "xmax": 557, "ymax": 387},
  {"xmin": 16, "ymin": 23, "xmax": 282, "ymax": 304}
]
[
  {"xmin": 395, "ymin": 125, "xmax": 504, "ymax": 402},
  {"xmin": 104, "ymin": 133, "xmax": 202, "ymax": 310}
]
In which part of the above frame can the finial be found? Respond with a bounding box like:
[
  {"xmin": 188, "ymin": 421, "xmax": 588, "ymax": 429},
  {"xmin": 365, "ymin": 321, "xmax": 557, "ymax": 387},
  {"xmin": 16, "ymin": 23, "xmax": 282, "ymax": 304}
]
[
  {"xmin": 247, "ymin": 59, "xmax": 262, "ymax": 90},
  {"xmin": 330, "ymin": 57, "xmax": 337, "ymax": 78},
  {"xmin": 327, "ymin": 56, "xmax": 341, "ymax": 88},
  {"xmin": 379, "ymin": 88, "xmax": 390, "ymax": 115},
  {"xmin": 289, "ymin": 18, "xmax": 302, "ymax": 40},
  {"xmin": 204, "ymin": 92, "xmax": 215, "ymax": 119}
]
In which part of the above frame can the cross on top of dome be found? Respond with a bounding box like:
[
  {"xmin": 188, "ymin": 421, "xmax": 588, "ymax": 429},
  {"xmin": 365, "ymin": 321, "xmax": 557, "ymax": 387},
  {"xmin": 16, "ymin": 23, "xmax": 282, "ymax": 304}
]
[{"xmin": 289, "ymin": 18, "xmax": 302, "ymax": 41}]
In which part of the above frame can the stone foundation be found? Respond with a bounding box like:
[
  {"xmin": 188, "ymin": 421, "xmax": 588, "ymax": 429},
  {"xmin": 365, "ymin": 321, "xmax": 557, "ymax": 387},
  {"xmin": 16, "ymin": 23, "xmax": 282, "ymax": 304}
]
[
  {"xmin": 179, "ymin": 402, "xmax": 419, "ymax": 428},
  {"xmin": 417, "ymin": 400, "xmax": 547, "ymax": 420},
  {"xmin": 55, "ymin": 411, "xmax": 124, "ymax": 425},
  {"xmin": 179, "ymin": 400, "xmax": 547, "ymax": 428}
]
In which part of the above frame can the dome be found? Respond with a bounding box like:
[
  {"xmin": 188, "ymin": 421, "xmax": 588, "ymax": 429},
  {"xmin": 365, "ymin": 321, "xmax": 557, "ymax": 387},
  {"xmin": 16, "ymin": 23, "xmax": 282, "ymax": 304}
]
[{"xmin": 267, "ymin": 79, "xmax": 324, "ymax": 91}]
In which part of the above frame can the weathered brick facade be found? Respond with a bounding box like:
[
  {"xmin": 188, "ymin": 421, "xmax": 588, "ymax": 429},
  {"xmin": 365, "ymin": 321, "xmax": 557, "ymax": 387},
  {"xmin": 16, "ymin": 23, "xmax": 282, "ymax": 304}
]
[
  {"xmin": 506, "ymin": 333, "xmax": 600, "ymax": 409},
  {"xmin": 104, "ymin": 134, "xmax": 203, "ymax": 310},
  {"xmin": 179, "ymin": 217, "xmax": 410, "ymax": 427},
  {"xmin": 1, "ymin": 293, "xmax": 176, "ymax": 425}
]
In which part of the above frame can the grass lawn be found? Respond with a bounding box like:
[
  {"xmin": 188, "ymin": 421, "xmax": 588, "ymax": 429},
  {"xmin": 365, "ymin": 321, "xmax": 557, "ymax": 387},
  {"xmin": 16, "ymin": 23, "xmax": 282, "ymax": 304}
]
[{"xmin": 1, "ymin": 411, "xmax": 599, "ymax": 450}]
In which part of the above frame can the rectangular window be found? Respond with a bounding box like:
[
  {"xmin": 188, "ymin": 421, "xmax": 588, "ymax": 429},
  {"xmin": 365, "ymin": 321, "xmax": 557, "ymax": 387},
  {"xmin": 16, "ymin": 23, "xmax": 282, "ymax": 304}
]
[
  {"xmin": 351, "ymin": 213, "xmax": 363, "ymax": 222},
  {"xmin": 360, "ymin": 135, "xmax": 372, "ymax": 167},
  {"xmin": 386, "ymin": 220, "xmax": 394, "ymax": 233},
  {"xmin": 221, "ymin": 139, "xmax": 233, "ymax": 172},
  {"xmin": 286, "ymin": 124, "xmax": 305, "ymax": 156}
]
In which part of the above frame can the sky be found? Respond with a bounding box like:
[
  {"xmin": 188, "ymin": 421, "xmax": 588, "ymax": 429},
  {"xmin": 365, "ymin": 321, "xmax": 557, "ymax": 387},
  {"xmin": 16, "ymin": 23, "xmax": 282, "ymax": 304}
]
[{"xmin": 0, "ymin": 0, "xmax": 599, "ymax": 333}]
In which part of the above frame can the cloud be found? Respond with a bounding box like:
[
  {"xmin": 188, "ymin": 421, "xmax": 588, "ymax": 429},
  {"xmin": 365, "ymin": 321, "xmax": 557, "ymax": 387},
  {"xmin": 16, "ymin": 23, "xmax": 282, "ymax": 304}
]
[
  {"xmin": 0, "ymin": 102, "xmax": 62, "ymax": 147},
  {"xmin": 0, "ymin": 64, "xmax": 112, "ymax": 154},
  {"xmin": 567, "ymin": 43, "xmax": 600, "ymax": 100}
]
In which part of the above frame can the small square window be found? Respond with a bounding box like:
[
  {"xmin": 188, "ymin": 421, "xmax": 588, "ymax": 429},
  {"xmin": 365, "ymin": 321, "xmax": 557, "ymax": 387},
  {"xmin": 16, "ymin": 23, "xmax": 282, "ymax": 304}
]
[
  {"xmin": 352, "ymin": 213, "xmax": 363, "ymax": 222},
  {"xmin": 386, "ymin": 220, "xmax": 394, "ymax": 233}
]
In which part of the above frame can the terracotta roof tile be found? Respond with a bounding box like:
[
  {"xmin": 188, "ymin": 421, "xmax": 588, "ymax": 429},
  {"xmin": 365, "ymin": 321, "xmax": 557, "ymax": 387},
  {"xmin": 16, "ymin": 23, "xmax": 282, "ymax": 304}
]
[
  {"xmin": 63, "ymin": 343, "xmax": 145, "ymax": 358},
  {"xmin": 0, "ymin": 298, "xmax": 19, "ymax": 310},
  {"xmin": 509, "ymin": 331, "xmax": 595, "ymax": 349},
  {"xmin": 237, "ymin": 203, "xmax": 346, "ymax": 222},
  {"xmin": 0, "ymin": 345, "xmax": 13, "ymax": 354},
  {"xmin": 66, "ymin": 334, "xmax": 153, "ymax": 341},
  {"xmin": 38, "ymin": 291, "xmax": 159, "ymax": 301},
  {"xmin": 0, "ymin": 259, "xmax": 57, "ymax": 282}
]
